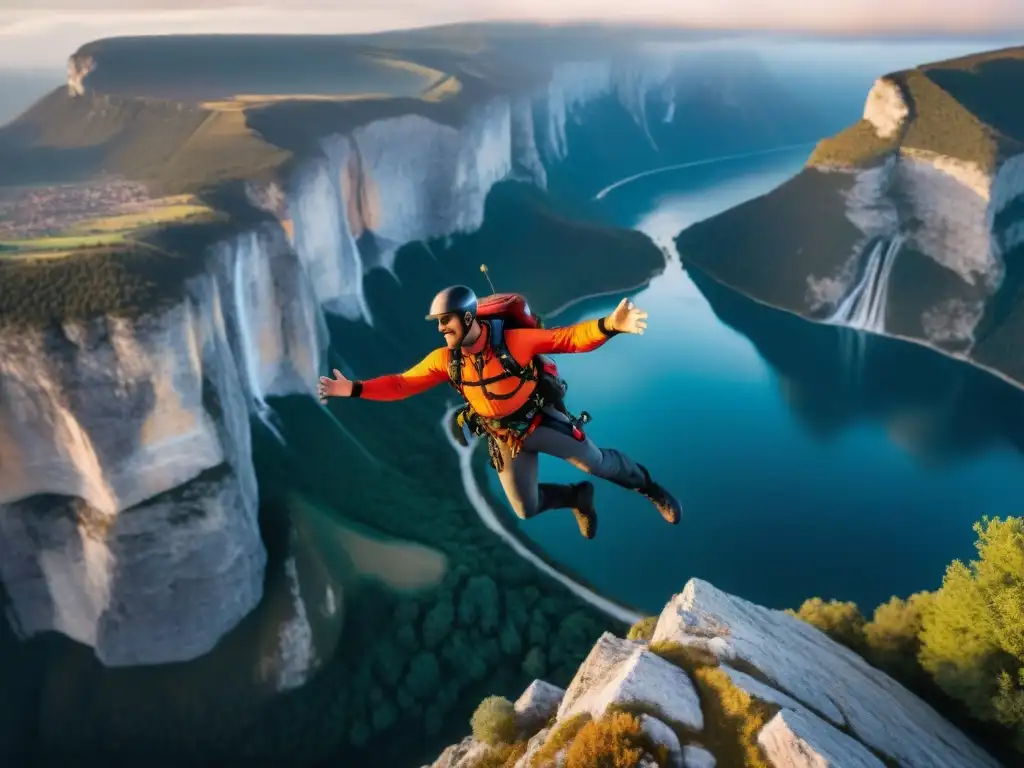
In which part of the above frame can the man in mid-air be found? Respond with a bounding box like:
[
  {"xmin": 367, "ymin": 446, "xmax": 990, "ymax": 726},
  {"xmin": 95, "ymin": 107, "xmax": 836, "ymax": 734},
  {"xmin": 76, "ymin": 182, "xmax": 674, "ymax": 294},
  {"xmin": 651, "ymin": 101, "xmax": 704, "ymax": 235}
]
[{"xmin": 318, "ymin": 286, "xmax": 681, "ymax": 539}]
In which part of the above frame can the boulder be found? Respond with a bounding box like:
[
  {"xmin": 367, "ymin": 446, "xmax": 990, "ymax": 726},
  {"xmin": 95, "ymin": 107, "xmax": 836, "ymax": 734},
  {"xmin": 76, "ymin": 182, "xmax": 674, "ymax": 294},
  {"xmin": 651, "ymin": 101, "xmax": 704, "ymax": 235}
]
[
  {"xmin": 758, "ymin": 708, "xmax": 886, "ymax": 768},
  {"xmin": 638, "ymin": 713, "xmax": 683, "ymax": 767},
  {"xmin": 515, "ymin": 680, "xmax": 565, "ymax": 733},
  {"xmin": 513, "ymin": 727, "xmax": 552, "ymax": 768},
  {"xmin": 557, "ymin": 632, "xmax": 704, "ymax": 732},
  {"xmin": 682, "ymin": 745, "xmax": 716, "ymax": 768}
]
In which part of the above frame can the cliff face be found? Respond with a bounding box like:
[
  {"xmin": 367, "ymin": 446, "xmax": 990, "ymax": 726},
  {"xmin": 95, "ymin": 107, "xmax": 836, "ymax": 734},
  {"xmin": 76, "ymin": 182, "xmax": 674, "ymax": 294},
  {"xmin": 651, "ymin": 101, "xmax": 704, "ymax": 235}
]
[
  {"xmin": 0, "ymin": 223, "xmax": 322, "ymax": 666},
  {"xmin": 427, "ymin": 580, "xmax": 1000, "ymax": 768},
  {"xmin": 0, "ymin": 42, "xmax": 803, "ymax": 667},
  {"xmin": 674, "ymin": 46, "xmax": 1024, "ymax": 389}
]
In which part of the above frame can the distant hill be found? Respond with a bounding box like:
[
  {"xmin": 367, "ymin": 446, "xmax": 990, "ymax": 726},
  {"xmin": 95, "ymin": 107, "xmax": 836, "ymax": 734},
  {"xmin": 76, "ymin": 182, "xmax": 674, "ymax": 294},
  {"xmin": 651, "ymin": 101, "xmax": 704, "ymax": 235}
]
[{"xmin": 675, "ymin": 45, "xmax": 1024, "ymax": 390}]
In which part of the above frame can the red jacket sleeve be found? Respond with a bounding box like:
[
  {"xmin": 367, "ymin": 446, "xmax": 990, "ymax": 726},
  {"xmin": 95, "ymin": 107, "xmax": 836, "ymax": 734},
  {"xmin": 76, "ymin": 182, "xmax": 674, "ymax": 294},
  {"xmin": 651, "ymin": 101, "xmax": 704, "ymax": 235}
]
[
  {"xmin": 505, "ymin": 318, "xmax": 619, "ymax": 361},
  {"xmin": 355, "ymin": 348, "xmax": 450, "ymax": 401}
]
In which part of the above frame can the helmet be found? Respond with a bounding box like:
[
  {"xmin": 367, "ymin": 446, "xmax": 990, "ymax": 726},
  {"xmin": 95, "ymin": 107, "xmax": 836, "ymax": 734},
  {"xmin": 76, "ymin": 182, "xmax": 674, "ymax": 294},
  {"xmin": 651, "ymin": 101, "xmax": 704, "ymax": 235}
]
[{"xmin": 425, "ymin": 285, "xmax": 478, "ymax": 324}]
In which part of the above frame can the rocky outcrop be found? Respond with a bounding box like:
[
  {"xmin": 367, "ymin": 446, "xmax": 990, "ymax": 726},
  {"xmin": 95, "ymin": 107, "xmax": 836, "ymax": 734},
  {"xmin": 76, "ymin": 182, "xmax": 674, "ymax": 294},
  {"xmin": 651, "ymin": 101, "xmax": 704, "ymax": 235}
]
[
  {"xmin": 675, "ymin": 45, "xmax": 1024, "ymax": 390},
  {"xmin": 0, "ymin": 224, "xmax": 324, "ymax": 666},
  {"xmin": 425, "ymin": 579, "xmax": 1000, "ymax": 768},
  {"xmin": 862, "ymin": 77, "xmax": 909, "ymax": 140}
]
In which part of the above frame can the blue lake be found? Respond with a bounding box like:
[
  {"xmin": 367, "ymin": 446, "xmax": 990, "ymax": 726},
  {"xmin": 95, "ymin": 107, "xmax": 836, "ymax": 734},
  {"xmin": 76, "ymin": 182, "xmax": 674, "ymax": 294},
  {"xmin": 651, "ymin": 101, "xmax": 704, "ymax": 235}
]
[{"xmin": 489, "ymin": 145, "xmax": 1024, "ymax": 615}]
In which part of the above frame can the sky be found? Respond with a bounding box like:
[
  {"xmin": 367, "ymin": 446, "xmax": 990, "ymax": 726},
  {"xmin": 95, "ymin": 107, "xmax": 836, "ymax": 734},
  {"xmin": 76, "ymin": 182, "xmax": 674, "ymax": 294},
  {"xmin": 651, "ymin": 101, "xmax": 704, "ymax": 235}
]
[{"xmin": 1, "ymin": 1, "xmax": 1022, "ymax": 70}]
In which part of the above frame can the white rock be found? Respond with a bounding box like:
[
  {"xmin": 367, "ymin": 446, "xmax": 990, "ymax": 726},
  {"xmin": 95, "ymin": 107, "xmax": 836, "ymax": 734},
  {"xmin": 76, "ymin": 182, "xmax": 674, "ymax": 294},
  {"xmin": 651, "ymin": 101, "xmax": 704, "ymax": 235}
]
[
  {"xmin": 515, "ymin": 680, "xmax": 565, "ymax": 731},
  {"xmin": 758, "ymin": 708, "xmax": 886, "ymax": 768},
  {"xmin": 513, "ymin": 727, "xmax": 552, "ymax": 768},
  {"xmin": 722, "ymin": 666, "xmax": 813, "ymax": 717},
  {"xmin": 426, "ymin": 736, "xmax": 492, "ymax": 768},
  {"xmin": 682, "ymin": 744, "xmax": 716, "ymax": 768},
  {"xmin": 0, "ymin": 222, "xmax": 328, "ymax": 667},
  {"xmin": 862, "ymin": 77, "xmax": 908, "ymax": 140},
  {"xmin": 653, "ymin": 579, "xmax": 1001, "ymax": 768},
  {"xmin": 557, "ymin": 632, "xmax": 703, "ymax": 732},
  {"xmin": 639, "ymin": 713, "xmax": 682, "ymax": 767}
]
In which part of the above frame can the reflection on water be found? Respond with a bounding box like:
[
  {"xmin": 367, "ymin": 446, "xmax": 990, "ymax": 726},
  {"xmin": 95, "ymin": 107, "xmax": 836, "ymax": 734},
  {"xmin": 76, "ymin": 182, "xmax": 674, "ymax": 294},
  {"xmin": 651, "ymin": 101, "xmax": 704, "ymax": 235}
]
[
  {"xmin": 503, "ymin": 147, "xmax": 1024, "ymax": 617},
  {"xmin": 688, "ymin": 264, "xmax": 1024, "ymax": 464},
  {"xmin": 516, "ymin": 255, "xmax": 1024, "ymax": 616}
]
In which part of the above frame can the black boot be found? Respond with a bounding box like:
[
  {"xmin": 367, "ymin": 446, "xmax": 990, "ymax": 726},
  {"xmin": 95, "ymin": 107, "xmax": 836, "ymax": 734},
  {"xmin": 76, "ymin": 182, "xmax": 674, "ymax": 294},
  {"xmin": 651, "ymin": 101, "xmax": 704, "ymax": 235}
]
[
  {"xmin": 637, "ymin": 465, "xmax": 681, "ymax": 524},
  {"xmin": 539, "ymin": 482, "xmax": 598, "ymax": 539}
]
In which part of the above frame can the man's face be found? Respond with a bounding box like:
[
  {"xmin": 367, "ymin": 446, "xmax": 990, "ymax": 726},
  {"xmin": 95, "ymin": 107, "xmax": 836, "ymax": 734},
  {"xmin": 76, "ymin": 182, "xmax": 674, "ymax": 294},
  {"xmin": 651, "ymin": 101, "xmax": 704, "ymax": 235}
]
[{"xmin": 437, "ymin": 313, "xmax": 465, "ymax": 348}]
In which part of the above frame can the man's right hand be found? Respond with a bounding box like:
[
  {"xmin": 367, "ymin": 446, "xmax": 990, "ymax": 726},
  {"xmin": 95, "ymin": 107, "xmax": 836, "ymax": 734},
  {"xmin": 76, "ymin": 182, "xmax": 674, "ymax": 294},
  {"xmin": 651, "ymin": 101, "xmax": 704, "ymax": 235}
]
[{"xmin": 318, "ymin": 369, "xmax": 353, "ymax": 403}]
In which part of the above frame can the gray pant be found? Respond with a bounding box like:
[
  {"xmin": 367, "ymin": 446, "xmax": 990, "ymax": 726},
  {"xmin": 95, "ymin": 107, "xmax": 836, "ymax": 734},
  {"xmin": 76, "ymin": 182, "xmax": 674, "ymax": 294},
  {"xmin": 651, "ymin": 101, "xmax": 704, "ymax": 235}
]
[{"xmin": 496, "ymin": 408, "xmax": 647, "ymax": 519}]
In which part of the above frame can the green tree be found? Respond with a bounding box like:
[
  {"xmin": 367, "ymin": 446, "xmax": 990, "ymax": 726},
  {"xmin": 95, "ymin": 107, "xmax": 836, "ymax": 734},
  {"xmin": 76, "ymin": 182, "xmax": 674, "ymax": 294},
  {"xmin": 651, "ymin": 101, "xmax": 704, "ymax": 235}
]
[
  {"xmin": 404, "ymin": 651, "xmax": 441, "ymax": 700},
  {"xmin": 863, "ymin": 592, "xmax": 935, "ymax": 677},
  {"xmin": 500, "ymin": 617, "xmax": 522, "ymax": 656},
  {"xmin": 371, "ymin": 700, "xmax": 398, "ymax": 733},
  {"xmin": 787, "ymin": 598, "xmax": 866, "ymax": 651},
  {"xmin": 441, "ymin": 631, "xmax": 486, "ymax": 682},
  {"xmin": 422, "ymin": 593, "xmax": 455, "ymax": 649},
  {"xmin": 552, "ymin": 611, "xmax": 601, "ymax": 667},
  {"xmin": 522, "ymin": 647, "xmax": 547, "ymax": 679},
  {"xmin": 458, "ymin": 575, "xmax": 500, "ymax": 631},
  {"xmin": 919, "ymin": 516, "xmax": 1024, "ymax": 738},
  {"xmin": 373, "ymin": 637, "xmax": 408, "ymax": 687},
  {"xmin": 528, "ymin": 609, "xmax": 549, "ymax": 646}
]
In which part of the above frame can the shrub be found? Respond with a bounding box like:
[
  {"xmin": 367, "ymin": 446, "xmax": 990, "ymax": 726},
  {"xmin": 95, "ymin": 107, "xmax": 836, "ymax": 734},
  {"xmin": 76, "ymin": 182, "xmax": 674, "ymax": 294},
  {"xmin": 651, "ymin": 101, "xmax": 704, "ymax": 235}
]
[
  {"xmin": 649, "ymin": 640, "xmax": 778, "ymax": 767},
  {"xmin": 563, "ymin": 711, "xmax": 661, "ymax": 768},
  {"xmin": 530, "ymin": 713, "xmax": 590, "ymax": 767},
  {"xmin": 471, "ymin": 696, "xmax": 519, "ymax": 747},
  {"xmin": 627, "ymin": 616, "xmax": 658, "ymax": 642},
  {"xmin": 919, "ymin": 516, "xmax": 1024, "ymax": 742},
  {"xmin": 469, "ymin": 740, "xmax": 528, "ymax": 768},
  {"xmin": 786, "ymin": 598, "xmax": 867, "ymax": 652}
]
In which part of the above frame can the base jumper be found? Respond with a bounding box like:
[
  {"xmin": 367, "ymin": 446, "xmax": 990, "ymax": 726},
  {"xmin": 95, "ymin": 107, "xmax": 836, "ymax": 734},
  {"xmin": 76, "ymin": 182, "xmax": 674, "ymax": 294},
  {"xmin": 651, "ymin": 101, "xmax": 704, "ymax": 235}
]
[{"xmin": 318, "ymin": 285, "xmax": 681, "ymax": 539}]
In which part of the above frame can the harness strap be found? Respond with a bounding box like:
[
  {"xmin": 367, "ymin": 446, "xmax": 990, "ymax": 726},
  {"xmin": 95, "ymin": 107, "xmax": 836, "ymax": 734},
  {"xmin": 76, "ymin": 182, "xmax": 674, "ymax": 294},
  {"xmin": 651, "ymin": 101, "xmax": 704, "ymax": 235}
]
[{"xmin": 448, "ymin": 319, "xmax": 537, "ymax": 401}]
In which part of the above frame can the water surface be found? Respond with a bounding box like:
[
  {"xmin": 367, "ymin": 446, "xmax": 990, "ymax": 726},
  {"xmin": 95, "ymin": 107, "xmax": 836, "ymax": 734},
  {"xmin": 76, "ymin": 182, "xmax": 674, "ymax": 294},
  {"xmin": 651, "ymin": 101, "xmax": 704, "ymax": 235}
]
[{"xmin": 490, "ymin": 147, "xmax": 1024, "ymax": 613}]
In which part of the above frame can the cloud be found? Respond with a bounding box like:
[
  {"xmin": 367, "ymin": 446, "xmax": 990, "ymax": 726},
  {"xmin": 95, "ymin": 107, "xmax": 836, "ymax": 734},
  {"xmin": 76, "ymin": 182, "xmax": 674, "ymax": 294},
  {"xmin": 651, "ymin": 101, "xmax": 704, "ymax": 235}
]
[{"xmin": 1, "ymin": 1, "xmax": 1022, "ymax": 69}]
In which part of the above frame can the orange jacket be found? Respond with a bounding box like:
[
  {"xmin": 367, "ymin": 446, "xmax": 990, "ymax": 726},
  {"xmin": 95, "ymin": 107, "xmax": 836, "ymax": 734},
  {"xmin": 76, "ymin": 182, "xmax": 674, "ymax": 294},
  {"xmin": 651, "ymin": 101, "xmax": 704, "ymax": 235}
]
[{"xmin": 353, "ymin": 318, "xmax": 618, "ymax": 419}]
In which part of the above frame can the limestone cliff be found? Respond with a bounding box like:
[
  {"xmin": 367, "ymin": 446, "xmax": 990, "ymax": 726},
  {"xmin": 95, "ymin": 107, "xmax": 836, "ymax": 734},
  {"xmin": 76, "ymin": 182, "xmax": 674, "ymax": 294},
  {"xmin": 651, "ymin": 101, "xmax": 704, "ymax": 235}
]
[
  {"xmin": 426, "ymin": 580, "xmax": 1001, "ymax": 768},
  {"xmin": 2, "ymin": 33, "xmax": 812, "ymax": 669},
  {"xmin": 674, "ymin": 45, "xmax": 1024, "ymax": 390}
]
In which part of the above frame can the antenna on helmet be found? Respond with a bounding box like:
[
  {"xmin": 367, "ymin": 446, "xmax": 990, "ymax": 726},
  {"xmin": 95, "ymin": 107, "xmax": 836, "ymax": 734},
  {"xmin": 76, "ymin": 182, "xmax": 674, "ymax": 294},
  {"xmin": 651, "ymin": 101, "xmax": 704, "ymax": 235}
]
[{"xmin": 479, "ymin": 264, "xmax": 497, "ymax": 294}]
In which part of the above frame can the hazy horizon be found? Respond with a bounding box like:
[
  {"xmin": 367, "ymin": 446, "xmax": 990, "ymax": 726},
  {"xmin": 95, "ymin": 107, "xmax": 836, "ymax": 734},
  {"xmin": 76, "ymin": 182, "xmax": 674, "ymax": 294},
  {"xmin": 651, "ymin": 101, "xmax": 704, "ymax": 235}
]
[{"xmin": 1, "ymin": 1, "xmax": 1022, "ymax": 69}]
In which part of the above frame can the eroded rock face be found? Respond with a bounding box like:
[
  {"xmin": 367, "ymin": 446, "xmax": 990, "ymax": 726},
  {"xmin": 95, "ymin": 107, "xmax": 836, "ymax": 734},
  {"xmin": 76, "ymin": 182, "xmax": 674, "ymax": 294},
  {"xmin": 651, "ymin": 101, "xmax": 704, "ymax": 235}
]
[
  {"xmin": 515, "ymin": 680, "xmax": 565, "ymax": 733},
  {"xmin": 653, "ymin": 579, "xmax": 1001, "ymax": 768},
  {"xmin": 862, "ymin": 77, "xmax": 908, "ymax": 140},
  {"xmin": 557, "ymin": 632, "xmax": 704, "ymax": 732},
  {"xmin": 0, "ymin": 224, "xmax": 323, "ymax": 667},
  {"xmin": 758, "ymin": 708, "xmax": 886, "ymax": 768},
  {"xmin": 638, "ymin": 713, "xmax": 682, "ymax": 767},
  {"xmin": 0, "ymin": 466, "xmax": 264, "ymax": 667},
  {"xmin": 682, "ymin": 744, "xmax": 716, "ymax": 768}
]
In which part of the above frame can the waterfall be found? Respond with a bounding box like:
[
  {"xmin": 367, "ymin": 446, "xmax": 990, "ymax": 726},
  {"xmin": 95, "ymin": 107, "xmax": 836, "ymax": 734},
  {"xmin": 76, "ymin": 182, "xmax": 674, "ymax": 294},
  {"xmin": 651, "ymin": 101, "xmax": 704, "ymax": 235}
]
[
  {"xmin": 829, "ymin": 235, "xmax": 904, "ymax": 332},
  {"xmin": 231, "ymin": 237, "xmax": 287, "ymax": 445}
]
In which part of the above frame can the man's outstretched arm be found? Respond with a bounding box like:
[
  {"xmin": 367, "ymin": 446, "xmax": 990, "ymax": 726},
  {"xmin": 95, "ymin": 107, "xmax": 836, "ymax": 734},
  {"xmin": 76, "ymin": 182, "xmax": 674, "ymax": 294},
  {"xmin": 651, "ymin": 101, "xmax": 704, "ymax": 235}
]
[
  {"xmin": 507, "ymin": 297, "xmax": 648, "ymax": 359},
  {"xmin": 319, "ymin": 348, "xmax": 450, "ymax": 402}
]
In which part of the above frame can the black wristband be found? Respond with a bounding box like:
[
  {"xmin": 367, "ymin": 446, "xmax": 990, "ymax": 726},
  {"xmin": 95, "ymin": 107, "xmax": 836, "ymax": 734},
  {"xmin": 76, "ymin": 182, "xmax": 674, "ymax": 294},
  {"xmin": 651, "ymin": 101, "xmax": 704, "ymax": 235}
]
[
  {"xmin": 351, "ymin": 381, "xmax": 364, "ymax": 398},
  {"xmin": 597, "ymin": 317, "xmax": 621, "ymax": 336}
]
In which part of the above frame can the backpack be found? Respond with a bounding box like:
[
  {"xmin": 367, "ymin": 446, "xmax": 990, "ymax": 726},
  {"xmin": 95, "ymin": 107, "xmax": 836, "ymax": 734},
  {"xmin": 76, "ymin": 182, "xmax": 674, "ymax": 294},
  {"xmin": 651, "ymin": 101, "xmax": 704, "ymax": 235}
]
[{"xmin": 448, "ymin": 293, "xmax": 569, "ymax": 413}]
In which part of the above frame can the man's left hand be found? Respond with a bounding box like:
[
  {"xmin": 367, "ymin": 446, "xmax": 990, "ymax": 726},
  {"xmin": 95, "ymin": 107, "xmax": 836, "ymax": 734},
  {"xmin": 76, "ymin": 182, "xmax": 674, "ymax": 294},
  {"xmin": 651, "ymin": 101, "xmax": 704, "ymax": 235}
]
[{"xmin": 607, "ymin": 297, "xmax": 648, "ymax": 335}]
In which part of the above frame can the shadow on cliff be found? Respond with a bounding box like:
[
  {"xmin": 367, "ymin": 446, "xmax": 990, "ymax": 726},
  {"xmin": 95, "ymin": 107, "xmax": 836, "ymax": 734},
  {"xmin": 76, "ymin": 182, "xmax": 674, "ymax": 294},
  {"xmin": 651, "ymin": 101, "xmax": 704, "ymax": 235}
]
[{"xmin": 687, "ymin": 263, "xmax": 1024, "ymax": 463}]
